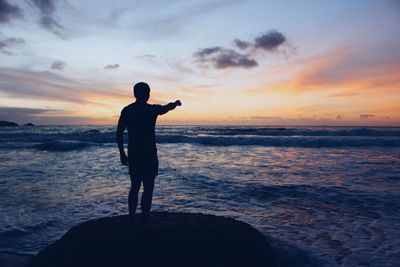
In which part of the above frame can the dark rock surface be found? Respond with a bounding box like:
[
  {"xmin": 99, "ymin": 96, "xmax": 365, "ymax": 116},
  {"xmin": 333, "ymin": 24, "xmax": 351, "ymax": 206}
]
[
  {"xmin": 24, "ymin": 123, "xmax": 35, "ymax": 126},
  {"xmin": 0, "ymin": 121, "xmax": 18, "ymax": 126},
  {"xmin": 27, "ymin": 212, "xmax": 276, "ymax": 267}
]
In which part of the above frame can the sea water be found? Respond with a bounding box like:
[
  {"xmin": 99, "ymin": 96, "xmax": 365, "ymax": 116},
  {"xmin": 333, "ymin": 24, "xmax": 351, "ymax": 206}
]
[{"xmin": 0, "ymin": 126, "xmax": 399, "ymax": 266}]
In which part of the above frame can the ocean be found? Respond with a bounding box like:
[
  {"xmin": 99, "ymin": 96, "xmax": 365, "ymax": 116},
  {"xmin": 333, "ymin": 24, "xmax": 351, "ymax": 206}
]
[{"xmin": 0, "ymin": 125, "xmax": 399, "ymax": 266}]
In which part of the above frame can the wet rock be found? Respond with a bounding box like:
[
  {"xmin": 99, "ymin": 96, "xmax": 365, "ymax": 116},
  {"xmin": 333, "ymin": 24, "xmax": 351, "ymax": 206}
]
[{"xmin": 27, "ymin": 212, "xmax": 276, "ymax": 267}]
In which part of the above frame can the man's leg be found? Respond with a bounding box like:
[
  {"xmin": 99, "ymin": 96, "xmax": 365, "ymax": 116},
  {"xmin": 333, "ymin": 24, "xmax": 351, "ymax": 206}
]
[
  {"xmin": 129, "ymin": 174, "xmax": 142, "ymax": 216},
  {"xmin": 141, "ymin": 175, "xmax": 155, "ymax": 217}
]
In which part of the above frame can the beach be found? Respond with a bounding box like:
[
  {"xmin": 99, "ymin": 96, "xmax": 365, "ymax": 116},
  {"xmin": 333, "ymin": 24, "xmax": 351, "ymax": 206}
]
[{"xmin": 1, "ymin": 125, "xmax": 399, "ymax": 266}]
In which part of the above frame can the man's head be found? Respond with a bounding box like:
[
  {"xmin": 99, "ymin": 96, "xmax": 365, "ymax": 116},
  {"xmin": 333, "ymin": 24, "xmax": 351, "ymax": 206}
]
[{"xmin": 133, "ymin": 82, "xmax": 150, "ymax": 102}]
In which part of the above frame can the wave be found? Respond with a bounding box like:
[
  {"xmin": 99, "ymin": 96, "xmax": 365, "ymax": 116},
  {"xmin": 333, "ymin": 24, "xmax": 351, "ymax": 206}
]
[
  {"xmin": 34, "ymin": 140, "xmax": 97, "ymax": 151},
  {"xmin": 24, "ymin": 135, "xmax": 400, "ymax": 151},
  {"xmin": 157, "ymin": 134, "xmax": 400, "ymax": 147},
  {"xmin": 0, "ymin": 126, "xmax": 399, "ymax": 150},
  {"xmin": 200, "ymin": 126, "xmax": 400, "ymax": 137}
]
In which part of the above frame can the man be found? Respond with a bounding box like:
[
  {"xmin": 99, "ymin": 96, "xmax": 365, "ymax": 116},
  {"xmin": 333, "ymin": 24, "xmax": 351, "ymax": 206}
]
[{"xmin": 116, "ymin": 82, "xmax": 181, "ymax": 220}]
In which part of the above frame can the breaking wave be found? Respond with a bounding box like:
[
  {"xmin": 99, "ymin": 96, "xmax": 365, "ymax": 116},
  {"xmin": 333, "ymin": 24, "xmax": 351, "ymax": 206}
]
[
  {"xmin": 34, "ymin": 140, "xmax": 97, "ymax": 151},
  {"xmin": 0, "ymin": 126, "xmax": 399, "ymax": 150}
]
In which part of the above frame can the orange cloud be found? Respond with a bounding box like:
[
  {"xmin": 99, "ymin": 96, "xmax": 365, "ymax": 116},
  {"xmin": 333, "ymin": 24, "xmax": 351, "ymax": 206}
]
[{"xmin": 248, "ymin": 45, "xmax": 400, "ymax": 95}]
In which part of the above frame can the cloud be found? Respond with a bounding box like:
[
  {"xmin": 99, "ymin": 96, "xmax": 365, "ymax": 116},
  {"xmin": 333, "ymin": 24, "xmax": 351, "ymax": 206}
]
[
  {"xmin": 32, "ymin": 0, "xmax": 69, "ymax": 39},
  {"xmin": 0, "ymin": 67, "xmax": 136, "ymax": 125},
  {"xmin": 0, "ymin": 67, "xmax": 86, "ymax": 103},
  {"xmin": 39, "ymin": 15, "xmax": 68, "ymax": 39},
  {"xmin": 123, "ymin": 0, "xmax": 245, "ymax": 40},
  {"xmin": 194, "ymin": 29, "xmax": 288, "ymax": 70},
  {"xmin": 33, "ymin": 0, "xmax": 56, "ymax": 14},
  {"xmin": 0, "ymin": 107, "xmax": 56, "ymax": 123},
  {"xmin": 194, "ymin": 47, "xmax": 220, "ymax": 57},
  {"xmin": 104, "ymin": 63, "xmax": 120, "ymax": 70},
  {"xmin": 336, "ymin": 115, "xmax": 343, "ymax": 120},
  {"xmin": 253, "ymin": 30, "xmax": 286, "ymax": 51},
  {"xmin": 50, "ymin": 60, "xmax": 66, "ymax": 70},
  {"xmin": 2, "ymin": 37, "xmax": 25, "ymax": 44},
  {"xmin": 0, "ymin": 37, "xmax": 25, "ymax": 55},
  {"xmin": 194, "ymin": 47, "xmax": 257, "ymax": 69},
  {"xmin": 0, "ymin": 106, "xmax": 103, "ymax": 125},
  {"xmin": 249, "ymin": 116, "xmax": 282, "ymax": 120},
  {"xmin": 233, "ymin": 39, "xmax": 250, "ymax": 50},
  {"xmin": 360, "ymin": 114, "xmax": 375, "ymax": 119},
  {"xmin": 134, "ymin": 54, "xmax": 156, "ymax": 59},
  {"xmin": 0, "ymin": 67, "xmax": 130, "ymax": 106},
  {"xmin": 234, "ymin": 30, "xmax": 287, "ymax": 52},
  {"xmin": 0, "ymin": 0, "xmax": 22, "ymax": 23},
  {"xmin": 248, "ymin": 44, "xmax": 400, "ymax": 94}
]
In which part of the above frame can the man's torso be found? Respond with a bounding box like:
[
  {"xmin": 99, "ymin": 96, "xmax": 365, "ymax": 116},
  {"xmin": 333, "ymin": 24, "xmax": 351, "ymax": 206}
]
[{"xmin": 122, "ymin": 102, "xmax": 159, "ymax": 154}]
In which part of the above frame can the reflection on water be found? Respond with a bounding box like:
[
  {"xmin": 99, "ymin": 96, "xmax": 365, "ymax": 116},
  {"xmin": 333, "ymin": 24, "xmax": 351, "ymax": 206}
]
[{"xmin": 1, "ymin": 144, "xmax": 400, "ymax": 266}]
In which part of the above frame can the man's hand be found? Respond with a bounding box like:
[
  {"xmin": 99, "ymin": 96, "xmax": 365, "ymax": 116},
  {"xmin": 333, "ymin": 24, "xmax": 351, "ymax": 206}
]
[
  {"xmin": 175, "ymin": 100, "xmax": 182, "ymax": 106},
  {"xmin": 120, "ymin": 153, "xmax": 128, "ymax": 166}
]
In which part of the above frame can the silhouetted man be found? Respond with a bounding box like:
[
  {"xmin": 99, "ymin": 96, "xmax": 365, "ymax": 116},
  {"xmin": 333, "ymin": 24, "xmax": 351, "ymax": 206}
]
[{"xmin": 116, "ymin": 82, "xmax": 181, "ymax": 220}]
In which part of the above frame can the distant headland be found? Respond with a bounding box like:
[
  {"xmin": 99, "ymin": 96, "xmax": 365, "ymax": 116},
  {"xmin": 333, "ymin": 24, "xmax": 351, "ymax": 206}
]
[{"xmin": 0, "ymin": 121, "xmax": 35, "ymax": 127}]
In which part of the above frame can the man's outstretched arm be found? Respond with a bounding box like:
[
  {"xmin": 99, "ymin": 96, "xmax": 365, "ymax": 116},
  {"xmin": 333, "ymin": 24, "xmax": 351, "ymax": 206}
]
[
  {"xmin": 157, "ymin": 100, "xmax": 182, "ymax": 115},
  {"xmin": 116, "ymin": 111, "xmax": 128, "ymax": 166}
]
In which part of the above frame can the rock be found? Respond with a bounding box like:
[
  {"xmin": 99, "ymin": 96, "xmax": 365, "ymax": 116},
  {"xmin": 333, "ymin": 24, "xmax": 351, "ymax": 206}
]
[
  {"xmin": 24, "ymin": 123, "xmax": 35, "ymax": 126},
  {"xmin": 27, "ymin": 212, "xmax": 276, "ymax": 267},
  {"xmin": 0, "ymin": 121, "xmax": 19, "ymax": 126}
]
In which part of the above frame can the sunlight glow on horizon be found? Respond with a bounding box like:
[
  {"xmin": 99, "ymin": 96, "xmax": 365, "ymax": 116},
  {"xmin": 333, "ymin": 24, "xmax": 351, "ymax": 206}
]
[{"xmin": 1, "ymin": 0, "xmax": 399, "ymax": 126}]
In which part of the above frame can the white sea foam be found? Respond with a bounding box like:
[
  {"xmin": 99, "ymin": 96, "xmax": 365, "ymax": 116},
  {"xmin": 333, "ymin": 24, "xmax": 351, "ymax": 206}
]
[{"xmin": 0, "ymin": 126, "xmax": 399, "ymax": 150}]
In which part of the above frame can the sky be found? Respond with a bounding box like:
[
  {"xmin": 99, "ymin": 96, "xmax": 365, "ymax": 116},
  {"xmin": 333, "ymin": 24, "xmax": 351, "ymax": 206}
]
[{"xmin": 0, "ymin": 0, "xmax": 399, "ymax": 125}]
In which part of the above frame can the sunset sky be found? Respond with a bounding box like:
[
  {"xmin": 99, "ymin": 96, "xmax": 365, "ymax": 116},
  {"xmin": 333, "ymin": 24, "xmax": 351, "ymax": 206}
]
[{"xmin": 0, "ymin": 0, "xmax": 399, "ymax": 125}]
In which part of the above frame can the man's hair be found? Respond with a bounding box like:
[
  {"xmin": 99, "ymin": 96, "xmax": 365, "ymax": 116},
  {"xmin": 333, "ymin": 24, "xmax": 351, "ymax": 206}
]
[{"xmin": 133, "ymin": 82, "xmax": 150, "ymax": 100}]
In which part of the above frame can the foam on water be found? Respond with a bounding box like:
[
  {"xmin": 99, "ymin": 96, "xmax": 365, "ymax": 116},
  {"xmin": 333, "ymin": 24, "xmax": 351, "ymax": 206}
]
[
  {"xmin": 33, "ymin": 140, "xmax": 98, "ymax": 151},
  {"xmin": 0, "ymin": 126, "xmax": 399, "ymax": 150},
  {"xmin": 1, "ymin": 126, "xmax": 400, "ymax": 266}
]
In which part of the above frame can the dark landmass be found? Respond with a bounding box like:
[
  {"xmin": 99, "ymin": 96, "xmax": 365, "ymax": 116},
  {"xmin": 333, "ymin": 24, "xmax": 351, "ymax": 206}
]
[
  {"xmin": 27, "ymin": 212, "xmax": 276, "ymax": 267},
  {"xmin": 24, "ymin": 123, "xmax": 35, "ymax": 126},
  {"xmin": 0, "ymin": 121, "xmax": 19, "ymax": 126}
]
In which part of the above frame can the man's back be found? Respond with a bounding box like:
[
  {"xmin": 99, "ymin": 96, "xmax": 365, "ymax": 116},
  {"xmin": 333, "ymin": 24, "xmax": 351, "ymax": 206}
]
[
  {"xmin": 117, "ymin": 100, "xmax": 180, "ymax": 174},
  {"xmin": 120, "ymin": 102, "xmax": 159, "ymax": 153},
  {"xmin": 116, "ymin": 81, "xmax": 181, "ymax": 217}
]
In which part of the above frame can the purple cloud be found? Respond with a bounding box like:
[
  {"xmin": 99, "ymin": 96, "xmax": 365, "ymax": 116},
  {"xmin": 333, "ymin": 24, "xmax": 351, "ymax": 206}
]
[
  {"xmin": 194, "ymin": 47, "xmax": 257, "ymax": 69},
  {"xmin": 0, "ymin": 0, "xmax": 22, "ymax": 23},
  {"xmin": 104, "ymin": 63, "xmax": 120, "ymax": 70},
  {"xmin": 50, "ymin": 60, "xmax": 66, "ymax": 70},
  {"xmin": 360, "ymin": 114, "xmax": 375, "ymax": 119}
]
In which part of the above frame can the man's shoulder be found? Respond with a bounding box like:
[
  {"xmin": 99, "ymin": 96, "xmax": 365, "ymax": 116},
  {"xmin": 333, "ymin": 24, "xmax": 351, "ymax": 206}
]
[
  {"xmin": 121, "ymin": 103, "xmax": 161, "ymax": 115},
  {"xmin": 121, "ymin": 103, "xmax": 135, "ymax": 113},
  {"xmin": 151, "ymin": 104, "xmax": 162, "ymax": 109}
]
